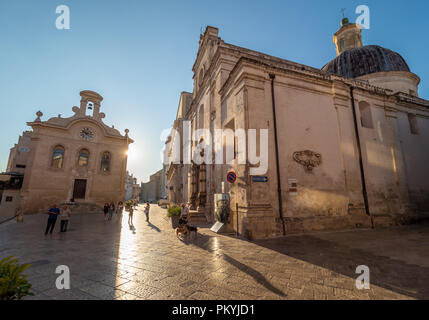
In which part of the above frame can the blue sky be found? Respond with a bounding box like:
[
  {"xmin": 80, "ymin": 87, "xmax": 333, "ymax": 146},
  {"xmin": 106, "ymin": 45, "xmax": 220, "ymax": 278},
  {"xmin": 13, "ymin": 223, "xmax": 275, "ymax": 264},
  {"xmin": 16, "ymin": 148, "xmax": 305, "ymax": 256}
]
[{"xmin": 1, "ymin": 0, "xmax": 428, "ymax": 183}]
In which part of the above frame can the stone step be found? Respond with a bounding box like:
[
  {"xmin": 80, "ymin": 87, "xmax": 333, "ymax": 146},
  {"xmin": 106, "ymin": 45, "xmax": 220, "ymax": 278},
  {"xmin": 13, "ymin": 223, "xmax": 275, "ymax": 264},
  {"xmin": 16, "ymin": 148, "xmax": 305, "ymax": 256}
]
[
  {"xmin": 63, "ymin": 202, "xmax": 104, "ymax": 214},
  {"xmin": 189, "ymin": 213, "xmax": 208, "ymax": 224}
]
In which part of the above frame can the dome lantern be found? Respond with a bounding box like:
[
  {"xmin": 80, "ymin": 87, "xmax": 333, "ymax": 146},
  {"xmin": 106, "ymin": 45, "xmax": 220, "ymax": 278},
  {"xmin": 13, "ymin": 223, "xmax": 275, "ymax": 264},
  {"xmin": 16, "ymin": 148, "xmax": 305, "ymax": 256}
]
[{"xmin": 333, "ymin": 17, "xmax": 363, "ymax": 56}]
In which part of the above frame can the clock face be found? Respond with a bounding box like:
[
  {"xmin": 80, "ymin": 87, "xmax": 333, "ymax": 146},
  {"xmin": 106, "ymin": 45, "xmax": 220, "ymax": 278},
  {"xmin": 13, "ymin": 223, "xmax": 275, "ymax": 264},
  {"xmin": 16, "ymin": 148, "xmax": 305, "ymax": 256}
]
[{"xmin": 80, "ymin": 127, "xmax": 94, "ymax": 141}]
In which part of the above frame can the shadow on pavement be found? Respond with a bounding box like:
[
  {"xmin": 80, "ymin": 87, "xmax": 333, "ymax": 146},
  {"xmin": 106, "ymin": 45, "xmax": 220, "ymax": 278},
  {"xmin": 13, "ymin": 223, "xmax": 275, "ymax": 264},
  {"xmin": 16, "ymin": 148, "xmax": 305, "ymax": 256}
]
[
  {"xmin": 147, "ymin": 222, "xmax": 161, "ymax": 233},
  {"xmin": 253, "ymin": 233, "xmax": 429, "ymax": 299},
  {"xmin": 193, "ymin": 233, "xmax": 286, "ymax": 297}
]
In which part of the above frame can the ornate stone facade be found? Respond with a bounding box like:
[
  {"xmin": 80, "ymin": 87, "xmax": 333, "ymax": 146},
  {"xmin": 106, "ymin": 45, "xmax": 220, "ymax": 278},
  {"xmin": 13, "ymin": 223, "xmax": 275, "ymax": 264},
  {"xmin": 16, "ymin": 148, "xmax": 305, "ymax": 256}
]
[
  {"xmin": 166, "ymin": 25, "xmax": 429, "ymax": 239},
  {"xmin": 13, "ymin": 90, "xmax": 133, "ymax": 214}
]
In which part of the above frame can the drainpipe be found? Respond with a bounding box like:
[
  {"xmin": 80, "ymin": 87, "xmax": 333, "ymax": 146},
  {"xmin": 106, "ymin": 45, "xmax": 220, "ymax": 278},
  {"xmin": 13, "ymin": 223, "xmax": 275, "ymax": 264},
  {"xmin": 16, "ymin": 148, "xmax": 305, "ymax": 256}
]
[
  {"xmin": 269, "ymin": 73, "xmax": 286, "ymax": 236},
  {"xmin": 349, "ymin": 86, "xmax": 374, "ymax": 229}
]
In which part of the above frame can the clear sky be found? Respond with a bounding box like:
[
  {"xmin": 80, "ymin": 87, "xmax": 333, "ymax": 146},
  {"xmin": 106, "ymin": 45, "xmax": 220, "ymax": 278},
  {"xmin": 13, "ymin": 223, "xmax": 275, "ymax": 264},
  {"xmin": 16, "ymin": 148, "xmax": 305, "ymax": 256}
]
[{"xmin": 1, "ymin": 0, "xmax": 428, "ymax": 183}]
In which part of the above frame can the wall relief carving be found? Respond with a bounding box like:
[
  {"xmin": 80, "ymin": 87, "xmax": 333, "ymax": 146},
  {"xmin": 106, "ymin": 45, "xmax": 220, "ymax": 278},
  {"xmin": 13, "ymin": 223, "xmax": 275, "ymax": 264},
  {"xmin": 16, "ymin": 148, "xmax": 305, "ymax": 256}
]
[{"xmin": 293, "ymin": 150, "xmax": 322, "ymax": 172}]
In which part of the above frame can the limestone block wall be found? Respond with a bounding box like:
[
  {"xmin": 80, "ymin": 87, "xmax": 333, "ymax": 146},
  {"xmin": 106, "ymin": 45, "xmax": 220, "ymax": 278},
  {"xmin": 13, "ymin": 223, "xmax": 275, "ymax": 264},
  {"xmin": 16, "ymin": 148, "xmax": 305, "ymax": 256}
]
[
  {"xmin": 20, "ymin": 121, "xmax": 127, "ymax": 214},
  {"xmin": 396, "ymin": 109, "xmax": 429, "ymax": 213},
  {"xmin": 0, "ymin": 190, "xmax": 21, "ymax": 219}
]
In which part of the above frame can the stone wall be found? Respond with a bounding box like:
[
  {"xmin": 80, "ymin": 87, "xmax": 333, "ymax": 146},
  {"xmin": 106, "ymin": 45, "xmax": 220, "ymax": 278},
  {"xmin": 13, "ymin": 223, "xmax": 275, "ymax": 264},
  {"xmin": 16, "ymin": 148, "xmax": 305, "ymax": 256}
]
[{"xmin": 20, "ymin": 120, "xmax": 128, "ymax": 214}]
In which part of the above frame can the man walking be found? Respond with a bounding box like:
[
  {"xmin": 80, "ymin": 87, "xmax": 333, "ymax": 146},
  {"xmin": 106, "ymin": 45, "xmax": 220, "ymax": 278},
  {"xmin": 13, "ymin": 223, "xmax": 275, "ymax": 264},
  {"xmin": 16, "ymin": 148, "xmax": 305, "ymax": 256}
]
[{"xmin": 45, "ymin": 204, "xmax": 60, "ymax": 235}]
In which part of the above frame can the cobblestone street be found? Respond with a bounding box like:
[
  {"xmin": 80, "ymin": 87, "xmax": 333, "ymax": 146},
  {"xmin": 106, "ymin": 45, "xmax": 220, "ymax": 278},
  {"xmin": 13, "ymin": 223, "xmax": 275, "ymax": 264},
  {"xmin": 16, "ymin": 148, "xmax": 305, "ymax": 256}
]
[{"xmin": 1, "ymin": 205, "xmax": 428, "ymax": 300}]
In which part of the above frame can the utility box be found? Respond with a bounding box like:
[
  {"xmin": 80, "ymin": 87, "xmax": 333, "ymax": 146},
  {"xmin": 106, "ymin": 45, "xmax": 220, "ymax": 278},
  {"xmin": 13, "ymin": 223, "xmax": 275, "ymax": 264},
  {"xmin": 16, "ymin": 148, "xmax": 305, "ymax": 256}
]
[{"xmin": 214, "ymin": 193, "xmax": 230, "ymax": 223}]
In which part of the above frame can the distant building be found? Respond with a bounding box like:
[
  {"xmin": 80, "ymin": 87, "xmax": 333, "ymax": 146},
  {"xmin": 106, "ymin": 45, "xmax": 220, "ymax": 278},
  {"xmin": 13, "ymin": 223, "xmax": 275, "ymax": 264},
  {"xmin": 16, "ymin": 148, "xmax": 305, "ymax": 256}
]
[
  {"xmin": 124, "ymin": 171, "xmax": 140, "ymax": 202},
  {"xmin": 140, "ymin": 167, "xmax": 167, "ymax": 203},
  {"xmin": 166, "ymin": 92, "xmax": 192, "ymax": 205},
  {"xmin": 6, "ymin": 131, "xmax": 32, "ymax": 174},
  {"xmin": 2, "ymin": 90, "xmax": 133, "ymax": 215},
  {"xmin": 0, "ymin": 173, "xmax": 24, "ymax": 219}
]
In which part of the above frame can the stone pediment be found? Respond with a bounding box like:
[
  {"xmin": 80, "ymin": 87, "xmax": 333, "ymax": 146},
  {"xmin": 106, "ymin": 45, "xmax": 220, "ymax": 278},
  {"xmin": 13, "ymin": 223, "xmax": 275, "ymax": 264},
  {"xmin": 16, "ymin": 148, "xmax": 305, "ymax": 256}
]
[{"xmin": 27, "ymin": 90, "xmax": 132, "ymax": 142}]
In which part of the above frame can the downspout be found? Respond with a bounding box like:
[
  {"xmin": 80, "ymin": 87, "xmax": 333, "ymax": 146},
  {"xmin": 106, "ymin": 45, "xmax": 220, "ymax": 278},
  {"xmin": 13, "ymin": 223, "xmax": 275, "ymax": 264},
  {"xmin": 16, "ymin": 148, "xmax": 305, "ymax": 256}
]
[
  {"xmin": 349, "ymin": 86, "xmax": 374, "ymax": 229},
  {"xmin": 269, "ymin": 73, "xmax": 286, "ymax": 236}
]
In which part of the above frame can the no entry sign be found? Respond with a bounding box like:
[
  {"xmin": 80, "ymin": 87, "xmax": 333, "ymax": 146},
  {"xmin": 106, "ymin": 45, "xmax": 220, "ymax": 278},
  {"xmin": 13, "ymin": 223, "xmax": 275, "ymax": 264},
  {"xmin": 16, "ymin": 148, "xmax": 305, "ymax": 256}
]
[{"xmin": 227, "ymin": 171, "xmax": 237, "ymax": 183}]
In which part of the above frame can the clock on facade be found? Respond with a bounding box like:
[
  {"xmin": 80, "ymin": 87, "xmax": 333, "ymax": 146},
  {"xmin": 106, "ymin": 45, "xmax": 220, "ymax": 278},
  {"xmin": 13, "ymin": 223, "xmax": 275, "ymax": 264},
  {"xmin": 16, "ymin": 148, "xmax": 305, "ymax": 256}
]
[{"xmin": 80, "ymin": 127, "xmax": 94, "ymax": 141}]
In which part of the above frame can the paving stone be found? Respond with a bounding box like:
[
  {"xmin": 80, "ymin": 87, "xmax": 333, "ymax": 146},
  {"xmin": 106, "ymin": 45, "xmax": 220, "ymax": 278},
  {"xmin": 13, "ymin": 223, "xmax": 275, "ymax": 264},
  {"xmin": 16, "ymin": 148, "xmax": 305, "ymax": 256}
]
[{"xmin": 1, "ymin": 205, "xmax": 429, "ymax": 300}]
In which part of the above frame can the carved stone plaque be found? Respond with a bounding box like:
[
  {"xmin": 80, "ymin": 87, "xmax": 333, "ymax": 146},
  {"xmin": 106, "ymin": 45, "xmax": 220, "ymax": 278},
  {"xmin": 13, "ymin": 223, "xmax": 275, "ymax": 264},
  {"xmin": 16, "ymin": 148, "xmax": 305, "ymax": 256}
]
[{"xmin": 293, "ymin": 150, "xmax": 322, "ymax": 172}]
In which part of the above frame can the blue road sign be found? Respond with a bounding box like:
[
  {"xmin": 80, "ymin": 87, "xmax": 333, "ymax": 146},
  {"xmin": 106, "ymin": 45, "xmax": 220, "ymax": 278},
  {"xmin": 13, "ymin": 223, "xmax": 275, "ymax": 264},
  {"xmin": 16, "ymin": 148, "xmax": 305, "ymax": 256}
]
[{"xmin": 252, "ymin": 176, "xmax": 268, "ymax": 183}]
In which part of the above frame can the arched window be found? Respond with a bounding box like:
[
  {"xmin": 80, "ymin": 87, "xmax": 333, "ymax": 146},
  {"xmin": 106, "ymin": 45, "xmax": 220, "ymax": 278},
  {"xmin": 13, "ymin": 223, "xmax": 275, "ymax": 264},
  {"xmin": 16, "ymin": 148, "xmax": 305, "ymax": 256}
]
[
  {"xmin": 101, "ymin": 152, "xmax": 111, "ymax": 172},
  {"xmin": 78, "ymin": 149, "xmax": 90, "ymax": 167},
  {"xmin": 51, "ymin": 146, "xmax": 65, "ymax": 168}
]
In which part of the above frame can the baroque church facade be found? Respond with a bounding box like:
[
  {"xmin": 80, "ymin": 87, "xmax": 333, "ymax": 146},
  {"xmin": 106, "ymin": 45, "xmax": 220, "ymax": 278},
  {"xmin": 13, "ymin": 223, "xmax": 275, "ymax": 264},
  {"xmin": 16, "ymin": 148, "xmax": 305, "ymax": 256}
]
[
  {"xmin": 167, "ymin": 22, "xmax": 429, "ymax": 239},
  {"xmin": 7, "ymin": 90, "xmax": 133, "ymax": 215}
]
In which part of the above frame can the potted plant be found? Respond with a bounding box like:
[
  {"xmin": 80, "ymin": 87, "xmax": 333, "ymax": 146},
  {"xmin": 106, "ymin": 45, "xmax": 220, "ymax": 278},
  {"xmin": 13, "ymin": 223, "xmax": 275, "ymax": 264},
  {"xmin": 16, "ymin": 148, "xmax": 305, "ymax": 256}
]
[
  {"xmin": 167, "ymin": 205, "xmax": 181, "ymax": 229},
  {"xmin": 0, "ymin": 256, "xmax": 33, "ymax": 300},
  {"xmin": 124, "ymin": 200, "xmax": 133, "ymax": 212}
]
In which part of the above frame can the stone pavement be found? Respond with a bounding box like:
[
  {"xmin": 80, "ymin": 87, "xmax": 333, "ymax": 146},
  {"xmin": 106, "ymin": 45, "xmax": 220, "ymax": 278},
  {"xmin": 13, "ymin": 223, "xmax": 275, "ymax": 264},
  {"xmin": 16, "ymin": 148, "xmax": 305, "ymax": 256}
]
[{"xmin": 1, "ymin": 205, "xmax": 428, "ymax": 300}]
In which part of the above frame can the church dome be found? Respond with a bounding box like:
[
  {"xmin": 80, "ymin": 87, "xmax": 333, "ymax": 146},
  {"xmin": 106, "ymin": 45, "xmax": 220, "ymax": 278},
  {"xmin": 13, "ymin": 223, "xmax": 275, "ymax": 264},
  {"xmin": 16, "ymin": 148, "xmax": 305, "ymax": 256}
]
[{"xmin": 322, "ymin": 45, "xmax": 410, "ymax": 79}]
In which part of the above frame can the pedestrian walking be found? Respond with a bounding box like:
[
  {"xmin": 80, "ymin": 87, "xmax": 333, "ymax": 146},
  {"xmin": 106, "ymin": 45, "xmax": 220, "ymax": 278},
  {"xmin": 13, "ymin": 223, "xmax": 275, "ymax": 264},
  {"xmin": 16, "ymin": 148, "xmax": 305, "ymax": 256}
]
[
  {"xmin": 144, "ymin": 202, "xmax": 150, "ymax": 222},
  {"xmin": 108, "ymin": 202, "xmax": 115, "ymax": 220},
  {"xmin": 116, "ymin": 201, "xmax": 123, "ymax": 216},
  {"xmin": 45, "ymin": 204, "xmax": 60, "ymax": 235},
  {"xmin": 103, "ymin": 203, "xmax": 109, "ymax": 221},
  {"xmin": 60, "ymin": 205, "xmax": 71, "ymax": 232},
  {"xmin": 15, "ymin": 206, "xmax": 24, "ymax": 223},
  {"xmin": 128, "ymin": 204, "xmax": 134, "ymax": 225}
]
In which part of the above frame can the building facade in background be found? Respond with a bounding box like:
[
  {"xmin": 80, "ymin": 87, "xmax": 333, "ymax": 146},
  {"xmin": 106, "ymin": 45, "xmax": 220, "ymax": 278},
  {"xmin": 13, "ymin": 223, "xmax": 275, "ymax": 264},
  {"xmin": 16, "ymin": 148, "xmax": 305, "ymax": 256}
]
[
  {"xmin": 165, "ymin": 23, "xmax": 429, "ymax": 239},
  {"xmin": 2, "ymin": 90, "xmax": 133, "ymax": 215},
  {"xmin": 140, "ymin": 167, "xmax": 167, "ymax": 203},
  {"xmin": 166, "ymin": 92, "xmax": 193, "ymax": 205},
  {"xmin": 0, "ymin": 173, "xmax": 23, "ymax": 219},
  {"xmin": 124, "ymin": 171, "xmax": 141, "ymax": 202},
  {"xmin": 6, "ymin": 131, "xmax": 32, "ymax": 175}
]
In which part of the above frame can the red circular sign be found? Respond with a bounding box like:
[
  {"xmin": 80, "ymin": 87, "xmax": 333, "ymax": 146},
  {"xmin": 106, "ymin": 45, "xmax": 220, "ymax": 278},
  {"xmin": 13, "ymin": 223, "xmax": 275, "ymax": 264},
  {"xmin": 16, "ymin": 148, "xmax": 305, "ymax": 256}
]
[{"xmin": 227, "ymin": 171, "xmax": 237, "ymax": 183}]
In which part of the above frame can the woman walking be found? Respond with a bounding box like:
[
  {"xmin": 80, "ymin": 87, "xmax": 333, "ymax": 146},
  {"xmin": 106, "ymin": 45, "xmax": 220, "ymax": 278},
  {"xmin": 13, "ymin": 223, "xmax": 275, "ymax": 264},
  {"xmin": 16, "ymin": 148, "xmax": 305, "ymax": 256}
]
[
  {"xmin": 103, "ymin": 203, "xmax": 109, "ymax": 221},
  {"xmin": 144, "ymin": 202, "xmax": 150, "ymax": 222},
  {"xmin": 179, "ymin": 203, "xmax": 189, "ymax": 227},
  {"xmin": 128, "ymin": 204, "xmax": 134, "ymax": 225},
  {"xmin": 116, "ymin": 201, "xmax": 123, "ymax": 218},
  {"xmin": 108, "ymin": 202, "xmax": 115, "ymax": 221},
  {"xmin": 60, "ymin": 205, "xmax": 71, "ymax": 232}
]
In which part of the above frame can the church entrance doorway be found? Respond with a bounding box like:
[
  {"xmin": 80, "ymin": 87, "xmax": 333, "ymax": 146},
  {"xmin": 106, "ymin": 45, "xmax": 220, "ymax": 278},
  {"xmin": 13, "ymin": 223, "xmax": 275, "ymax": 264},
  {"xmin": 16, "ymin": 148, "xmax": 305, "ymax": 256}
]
[{"xmin": 73, "ymin": 179, "xmax": 87, "ymax": 200}]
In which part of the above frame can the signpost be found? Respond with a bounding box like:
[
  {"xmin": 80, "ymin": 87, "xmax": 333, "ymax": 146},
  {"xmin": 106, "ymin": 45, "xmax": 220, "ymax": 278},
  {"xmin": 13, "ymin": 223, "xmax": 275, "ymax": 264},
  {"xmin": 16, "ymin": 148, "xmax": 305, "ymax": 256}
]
[
  {"xmin": 252, "ymin": 176, "xmax": 268, "ymax": 183},
  {"xmin": 227, "ymin": 171, "xmax": 237, "ymax": 184},
  {"xmin": 288, "ymin": 179, "xmax": 298, "ymax": 196},
  {"xmin": 236, "ymin": 202, "xmax": 239, "ymax": 237}
]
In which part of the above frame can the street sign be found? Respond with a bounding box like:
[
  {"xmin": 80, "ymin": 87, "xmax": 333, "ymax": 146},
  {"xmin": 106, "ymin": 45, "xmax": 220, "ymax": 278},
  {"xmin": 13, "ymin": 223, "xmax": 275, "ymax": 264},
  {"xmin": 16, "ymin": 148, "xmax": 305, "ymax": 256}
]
[
  {"xmin": 252, "ymin": 176, "xmax": 268, "ymax": 183},
  {"xmin": 288, "ymin": 179, "xmax": 298, "ymax": 196},
  {"xmin": 227, "ymin": 171, "xmax": 237, "ymax": 183}
]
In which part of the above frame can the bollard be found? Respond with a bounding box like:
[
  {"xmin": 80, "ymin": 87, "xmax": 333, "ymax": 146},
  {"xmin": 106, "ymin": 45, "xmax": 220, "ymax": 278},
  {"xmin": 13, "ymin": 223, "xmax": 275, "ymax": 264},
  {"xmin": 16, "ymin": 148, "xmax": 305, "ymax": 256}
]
[{"xmin": 236, "ymin": 203, "xmax": 239, "ymax": 237}]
